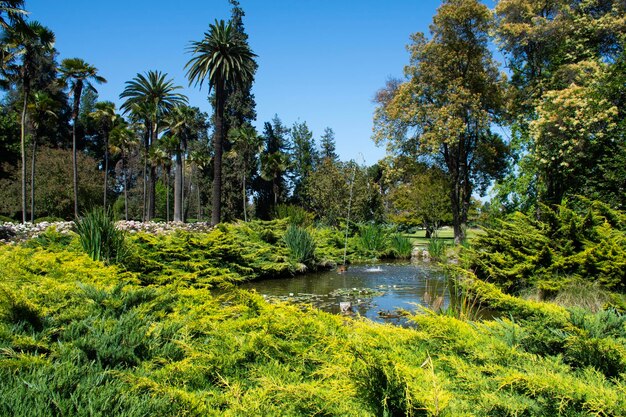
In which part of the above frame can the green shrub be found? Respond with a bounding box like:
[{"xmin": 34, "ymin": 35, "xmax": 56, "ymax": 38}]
[
  {"xmin": 33, "ymin": 216, "xmax": 64, "ymax": 224},
  {"xmin": 464, "ymin": 198, "xmax": 626, "ymax": 293},
  {"xmin": 273, "ymin": 204, "xmax": 314, "ymax": 227},
  {"xmin": 25, "ymin": 226, "xmax": 74, "ymax": 249},
  {"xmin": 0, "ymin": 289, "xmax": 44, "ymax": 332},
  {"xmin": 563, "ymin": 335, "xmax": 626, "ymax": 378},
  {"xmin": 0, "ymin": 215, "xmax": 17, "ymax": 223},
  {"xmin": 283, "ymin": 224, "xmax": 316, "ymax": 265},
  {"xmin": 427, "ymin": 234, "xmax": 448, "ymax": 261},
  {"xmin": 357, "ymin": 223, "xmax": 388, "ymax": 257},
  {"xmin": 75, "ymin": 207, "xmax": 127, "ymax": 264},
  {"xmin": 390, "ymin": 233, "xmax": 413, "ymax": 259}
]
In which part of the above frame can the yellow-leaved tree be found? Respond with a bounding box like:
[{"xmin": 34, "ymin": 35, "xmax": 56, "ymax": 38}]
[{"xmin": 374, "ymin": 0, "xmax": 508, "ymax": 243}]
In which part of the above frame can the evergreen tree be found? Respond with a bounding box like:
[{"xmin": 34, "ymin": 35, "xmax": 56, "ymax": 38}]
[
  {"xmin": 219, "ymin": 0, "xmax": 258, "ymax": 221},
  {"xmin": 59, "ymin": 58, "xmax": 107, "ymax": 218},
  {"xmin": 255, "ymin": 115, "xmax": 289, "ymax": 219},
  {"xmin": 289, "ymin": 120, "xmax": 317, "ymax": 203},
  {"xmin": 1, "ymin": 21, "xmax": 55, "ymax": 222},
  {"xmin": 319, "ymin": 127, "xmax": 338, "ymax": 161}
]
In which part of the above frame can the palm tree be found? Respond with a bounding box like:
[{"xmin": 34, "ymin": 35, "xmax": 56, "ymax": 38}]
[
  {"xmin": 163, "ymin": 105, "xmax": 202, "ymax": 222},
  {"xmin": 260, "ymin": 152, "xmax": 289, "ymax": 206},
  {"xmin": 90, "ymin": 101, "xmax": 118, "ymax": 208},
  {"xmin": 228, "ymin": 124, "xmax": 261, "ymax": 222},
  {"xmin": 59, "ymin": 58, "xmax": 106, "ymax": 218},
  {"xmin": 0, "ymin": 0, "xmax": 27, "ymax": 31},
  {"xmin": 125, "ymin": 102, "xmax": 151, "ymax": 221},
  {"xmin": 1, "ymin": 21, "xmax": 54, "ymax": 223},
  {"xmin": 120, "ymin": 70, "xmax": 187, "ymax": 220},
  {"xmin": 109, "ymin": 124, "xmax": 137, "ymax": 221},
  {"xmin": 27, "ymin": 91, "xmax": 57, "ymax": 221},
  {"xmin": 155, "ymin": 135, "xmax": 177, "ymax": 221},
  {"xmin": 186, "ymin": 19, "xmax": 256, "ymax": 226},
  {"xmin": 186, "ymin": 148, "xmax": 210, "ymax": 221}
]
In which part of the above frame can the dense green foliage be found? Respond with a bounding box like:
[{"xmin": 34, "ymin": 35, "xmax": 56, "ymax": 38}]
[
  {"xmin": 1, "ymin": 1, "xmax": 626, "ymax": 414},
  {"xmin": 1, "ymin": 229, "xmax": 625, "ymax": 416},
  {"xmin": 374, "ymin": 0, "xmax": 508, "ymax": 243},
  {"xmin": 465, "ymin": 198, "xmax": 626, "ymax": 295}
]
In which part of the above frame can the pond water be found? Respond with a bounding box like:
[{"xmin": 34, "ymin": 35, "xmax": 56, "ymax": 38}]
[{"xmin": 240, "ymin": 263, "xmax": 450, "ymax": 325}]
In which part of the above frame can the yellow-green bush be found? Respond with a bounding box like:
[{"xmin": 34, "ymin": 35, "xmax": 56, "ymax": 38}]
[{"xmin": 1, "ymin": 225, "xmax": 625, "ymax": 416}]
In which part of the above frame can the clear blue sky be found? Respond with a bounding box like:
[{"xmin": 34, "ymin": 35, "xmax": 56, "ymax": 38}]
[{"xmin": 26, "ymin": 0, "xmax": 449, "ymax": 164}]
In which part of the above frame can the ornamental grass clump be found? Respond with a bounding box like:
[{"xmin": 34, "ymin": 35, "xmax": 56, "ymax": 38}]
[
  {"xmin": 358, "ymin": 223, "xmax": 388, "ymax": 258},
  {"xmin": 283, "ymin": 224, "xmax": 316, "ymax": 265},
  {"xmin": 75, "ymin": 207, "xmax": 127, "ymax": 264},
  {"xmin": 427, "ymin": 233, "xmax": 448, "ymax": 261},
  {"xmin": 390, "ymin": 233, "xmax": 413, "ymax": 259}
]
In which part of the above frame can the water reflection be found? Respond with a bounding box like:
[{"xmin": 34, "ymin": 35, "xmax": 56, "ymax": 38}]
[{"xmin": 240, "ymin": 263, "xmax": 448, "ymax": 324}]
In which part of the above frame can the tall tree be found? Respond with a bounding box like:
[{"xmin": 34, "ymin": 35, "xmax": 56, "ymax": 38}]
[
  {"xmin": 59, "ymin": 58, "xmax": 106, "ymax": 218},
  {"xmin": 320, "ymin": 127, "xmax": 338, "ymax": 162},
  {"xmin": 289, "ymin": 120, "xmax": 317, "ymax": 203},
  {"xmin": 27, "ymin": 91, "xmax": 57, "ymax": 221},
  {"xmin": 1, "ymin": 21, "xmax": 54, "ymax": 223},
  {"xmin": 374, "ymin": 0, "xmax": 507, "ymax": 243},
  {"xmin": 109, "ymin": 123, "xmax": 137, "ymax": 221},
  {"xmin": 255, "ymin": 116, "xmax": 290, "ymax": 219},
  {"xmin": 227, "ymin": 124, "xmax": 261, "ymax": 222},
  {"xmin": 120, "ymin": 70, "xmax": 187, "ymax": 220},
  {"xmin": 219, "ymin": 0, "xmax": 258, "ymax": 221},
  {"xmin": 163, "ymin": 105, "xmax": 207, "ymax": 222},
  {"xmin": 494, "ymin": 0, "xmax": 626, "ymax": 207},
  {"xmin": 0, "ymin": 0, "xmax": 26, "ymax": 31},
  {"xmin": 89, "ymin": 101, "xmax": 118, "ymax": 208},
  {"xmin": 186, "ymin": 19, "xmax": 256, "ymax": 225}
]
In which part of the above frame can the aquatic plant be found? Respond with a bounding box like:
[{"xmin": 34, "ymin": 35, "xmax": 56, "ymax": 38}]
[{"xmin": 444, "ymin": 276, "xmax": 484, "ymax": 321}]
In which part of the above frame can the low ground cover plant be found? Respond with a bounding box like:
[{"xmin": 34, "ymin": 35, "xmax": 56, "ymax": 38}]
[{"xmin": 0, "ymin": 219, "xmax": 625, "ymax": 416}]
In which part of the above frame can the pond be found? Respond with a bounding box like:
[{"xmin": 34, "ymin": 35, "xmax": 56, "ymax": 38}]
[{"xmin": 240, "ymin": 262, "xmax": 450, "ymax": 325}]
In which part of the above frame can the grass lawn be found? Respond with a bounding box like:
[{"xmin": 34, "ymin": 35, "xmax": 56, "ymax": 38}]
[{"xmin": 404, "ymin": 227, "xmax": 483, "ymax": 245}]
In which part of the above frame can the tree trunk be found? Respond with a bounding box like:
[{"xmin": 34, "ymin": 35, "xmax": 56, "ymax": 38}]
[
  {"xmin": 148, "ymin": 123, "xmax": 158, "ymax": 220},
  {"xmin": 165, "ymin": 166, "xmax": 170, "ymax": 222},
  {"xmin": 71, "ymin": 83, "xmax": 83, "ymax": 219},
  {"xmin": 123, "ymin": 152, "xmax": 129, "ymax": 221},
  {"xmin": 174, "ymin": 148, "xmax": 183, "ymax": 222},
  {"xmin": 242, "ymin": 173, "xmax": 247, "ymax": 222},
  {"xmin": 72, "ymin": 121, "xmax": 79, "ymax": 218},
  {"xmin": 20, "ymin": 90, "xmax": 28, "ymax": 223},
  {"xmin": 103, "ymin": 132, "xmax": 109, "ymax": 208},
  {"xmin": 30, "ymin": 137, "xmax": 36, "ymax": 222},
  {"xmin": 197, "ymin": 175, "xmax": 201, "ymax": 221},
  {"xmin": 211, "ymin": 80, "xmax": 225, "ymax": 226},
  {"xmin": 184, "ymin": 168, "xmax": 192, "ymax": 221},
  {"xmin": 148, "ymin": 163, "xmax": 156, "ymax": 220},
  {"xmin": 142, "ymin": 126, "xmax": 149, "ymax": 221}
]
